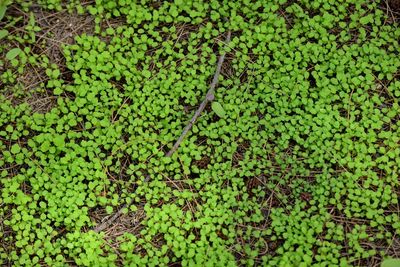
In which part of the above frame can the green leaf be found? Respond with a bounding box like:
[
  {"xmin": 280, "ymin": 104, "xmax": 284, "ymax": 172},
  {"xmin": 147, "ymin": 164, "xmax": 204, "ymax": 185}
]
[
  {"xmin": 211, "ymin": 102, "xmax": 226, "ymax": 118},
  {"xmin": 6, "ymin": 48, "xmax": 22, "ymax": 61},
  {"xmin": 360, "ymin": 14, "xmax": 373, "ymax": 25},
  {"xmin": 0, "ymin": 29, "xmax": 8, "ymax": 39},
  {"xmin": 53, "ymin": 69, "xmax": 60, "ymax": 78},
  {"xmin": 53, "ymin": 135, "xmax": 65, "ymax": 147},
  {"xmin": 106, "ymin": 206, "xmax": 113, "ymax": 214},
  {"xmin": 382, "ymin": 259, "xmax": 400, "ymax": 267},
  {"xmin": 53, "ymin": 87, "xmax": 63, "ymax": 95},
  {"xmin": 10, "ymin": 144, "xmax": 21, "ymax": 154},
  {"xmin": 0, "ymin": 3, "xmax": 7, "ymax": 21},
  {"xmin": 40, "ymin": 141, "xmax": 50, "ymax": 152}
]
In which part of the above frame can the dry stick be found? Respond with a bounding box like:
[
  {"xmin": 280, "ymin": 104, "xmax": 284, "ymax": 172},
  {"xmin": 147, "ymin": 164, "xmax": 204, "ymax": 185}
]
[
  {"xmin": 93, "ymin": 31, "xmax": 232, "ymax": 233},
  {"xmin": 167, "ymin": 31, "xmax": 232, "ymax": 156}
]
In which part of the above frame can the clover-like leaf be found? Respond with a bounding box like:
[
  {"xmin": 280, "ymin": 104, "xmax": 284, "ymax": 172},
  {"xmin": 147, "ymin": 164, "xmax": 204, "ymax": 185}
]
[
  {"xmin": 10, "ymin": 144, "xmax": 21, "ymax": 154},
  {"xmin": 53, "ymin": 135, "xmax": 65, "ymax": 148}
]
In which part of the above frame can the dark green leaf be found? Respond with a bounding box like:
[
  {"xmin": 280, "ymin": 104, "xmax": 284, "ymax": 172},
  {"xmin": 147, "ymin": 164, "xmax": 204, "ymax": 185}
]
[{"xmin": 0, "ymin": 3, "xmax": 6, "ymax": 21}]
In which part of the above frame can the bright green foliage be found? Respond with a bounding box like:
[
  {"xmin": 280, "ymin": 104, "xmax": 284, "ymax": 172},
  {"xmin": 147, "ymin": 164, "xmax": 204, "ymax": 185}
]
[
  {"xmin": 1, "ymin": 0, "xmax": 400, "ymax": 266},
  {"xmin": 382, "ymin": 259, "xmax": 400, "ymax": 267}
]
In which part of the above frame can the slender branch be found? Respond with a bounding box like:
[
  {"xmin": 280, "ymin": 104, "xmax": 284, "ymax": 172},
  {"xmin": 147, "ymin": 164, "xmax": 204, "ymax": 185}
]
[
  {"xmin": 167, "ymin": 31, "xmax": 231, "ymax": 157},
  {"xmin": 93, "ymin": 30, "xmax": 231, "ymax": 233},
  {"xmin": 94, "ymin": 207, "xmax": 126, "ymax": 233}
]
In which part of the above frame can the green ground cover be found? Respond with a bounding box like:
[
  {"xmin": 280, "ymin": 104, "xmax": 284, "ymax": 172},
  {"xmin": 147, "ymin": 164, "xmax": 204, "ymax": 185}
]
[{"xmin": 1, "ymin": 0, "xmax": 400, "ymax": 266}]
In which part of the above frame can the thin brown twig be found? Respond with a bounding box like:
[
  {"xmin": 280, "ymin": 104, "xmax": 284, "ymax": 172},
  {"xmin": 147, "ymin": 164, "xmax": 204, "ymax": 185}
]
[
  {"xmin": 93, "ymin": 30, "xmax": 231, "ymax": 233},
  {"xmin": 166, "ymin": 31, "xmax": 231, "ymax": 156}
]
